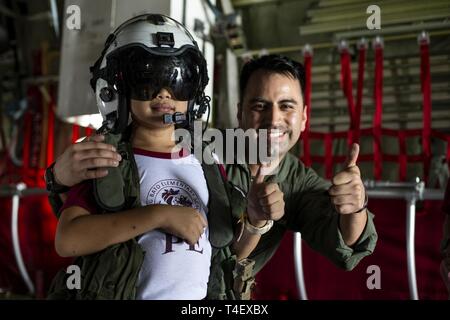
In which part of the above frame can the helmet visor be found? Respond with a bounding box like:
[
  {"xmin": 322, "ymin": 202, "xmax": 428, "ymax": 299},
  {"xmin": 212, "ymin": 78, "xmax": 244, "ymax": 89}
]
[{"xmin": 121, "ymin": 48, "xmax": 204, "ymax": 101}]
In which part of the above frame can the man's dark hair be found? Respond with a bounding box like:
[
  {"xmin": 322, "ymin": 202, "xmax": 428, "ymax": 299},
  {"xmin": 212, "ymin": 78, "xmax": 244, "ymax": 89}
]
[{"xmin": 239, "ymin": 54, "xmax": 306, "ymax": 102}]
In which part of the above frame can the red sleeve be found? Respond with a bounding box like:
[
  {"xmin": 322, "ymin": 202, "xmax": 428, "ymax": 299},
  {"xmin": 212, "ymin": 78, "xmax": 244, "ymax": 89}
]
[
  {"xmin": 60, "ymin": 180, "xmax": 101, "ymax": 215},
  {"xmin": 443, "ymin": 179, "xmax": 450, "ymax": 215}
]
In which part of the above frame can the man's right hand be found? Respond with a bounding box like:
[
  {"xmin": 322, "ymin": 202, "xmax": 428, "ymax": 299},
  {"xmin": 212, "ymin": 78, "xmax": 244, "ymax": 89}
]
[
  {"xmin": 53, "ymin": 134, "xmax": 122, "ymax": 187},
  {"xmin": 158, "ymin": 206, "xmax": 207, "ymax": 246},
  {"xmin": 247, "ymin": 166, "xmax": 285, "ymax": 227}
]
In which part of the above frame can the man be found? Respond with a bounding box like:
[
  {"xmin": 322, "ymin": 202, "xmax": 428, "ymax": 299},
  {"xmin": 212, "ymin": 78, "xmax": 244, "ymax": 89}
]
[
  {"xmin": 47, "ymin": 54, "xmax": 376, "ymax": 288},
  {"xmin": 228, "ymin": 55, "xmax": 375, "ymax": 273}
]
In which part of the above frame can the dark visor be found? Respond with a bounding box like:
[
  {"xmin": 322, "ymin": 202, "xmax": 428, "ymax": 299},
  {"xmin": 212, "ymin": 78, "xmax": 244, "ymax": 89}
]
[{"xmin": 120, "ymin": 48, "xmax": 203, "ymax": 101}]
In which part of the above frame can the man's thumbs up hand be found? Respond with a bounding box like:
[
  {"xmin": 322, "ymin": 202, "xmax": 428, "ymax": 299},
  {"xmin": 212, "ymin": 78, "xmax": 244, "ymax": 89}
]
[
  {"xmin": 344, "ymin": 142, "xmax": 359, "ymax": 168},
  {"xmin": 247, "ymin": 165, "xmax": 285, "ymax": 227},
  {"xmin": 329, "ymin": 143, "xmax": 366, "ymax": 215}
]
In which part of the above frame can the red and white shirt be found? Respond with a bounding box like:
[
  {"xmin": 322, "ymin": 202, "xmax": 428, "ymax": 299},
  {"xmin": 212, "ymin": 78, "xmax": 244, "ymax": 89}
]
[
  {"xmin": 61, "ymin": 147, "xmax": 211, "ymax": 300},
  {"xmin": 133, "ymin": 148, "xmax": 211, "ymax": 300}
]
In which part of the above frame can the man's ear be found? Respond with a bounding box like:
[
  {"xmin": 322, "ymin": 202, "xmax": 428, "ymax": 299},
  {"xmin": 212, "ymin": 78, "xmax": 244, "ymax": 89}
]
[{"xmin": 300, "ymin": 105, "xmax": 308, "ymax": 132}]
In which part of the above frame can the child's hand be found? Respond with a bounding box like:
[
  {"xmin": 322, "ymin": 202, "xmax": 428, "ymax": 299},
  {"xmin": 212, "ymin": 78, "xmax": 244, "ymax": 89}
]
[
  {"xmin": 159, "ymin": 206, "xmax": 207, "ymax": 245},
  {"xmin": 247, "ymin": 165, "xmax": 285, "ymax": 227}
]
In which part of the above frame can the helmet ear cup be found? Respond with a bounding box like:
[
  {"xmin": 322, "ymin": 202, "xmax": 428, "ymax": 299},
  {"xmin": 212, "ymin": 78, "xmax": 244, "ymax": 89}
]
[
  {"xmin": 95, "ymin": 78, "xmax": 126, "ymax": 132},
  {"xmin": 99, "ymin": 87, "xmax": 115, "ymax": 102}
]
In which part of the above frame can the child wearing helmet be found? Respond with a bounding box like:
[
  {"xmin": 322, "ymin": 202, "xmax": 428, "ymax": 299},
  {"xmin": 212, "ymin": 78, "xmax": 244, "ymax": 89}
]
[{"xmin": 49, "ymin": 14, "xmax": 279, "ymax": 300}]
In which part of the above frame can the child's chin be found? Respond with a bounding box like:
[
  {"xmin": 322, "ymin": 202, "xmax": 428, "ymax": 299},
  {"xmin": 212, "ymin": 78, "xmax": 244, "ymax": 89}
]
[{"xmin": 139, "ymin": 119, "xmax": 170, "ymax": 129}]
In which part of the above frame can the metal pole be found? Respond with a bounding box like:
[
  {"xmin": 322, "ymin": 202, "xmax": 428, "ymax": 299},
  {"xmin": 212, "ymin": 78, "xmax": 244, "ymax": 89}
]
[
  {"xmin": 364, "ymin": 179, "xmax": 445, "ymax": 301},
  {"xmin": 406, "ymin": 195, "xmax": 419, "ymax": 300},
  {"xmin": 10, "ymin": 183, "xmax": 35, "ymax": 294},
  {"xmin": 49, "ymin": 0, "xmax": 59, "ymax": 38},
  {"xmin": 365, "ymin": 180, "xmax": 420, "ymax": 188},
  {"xmin": 293, "ymin": 232, "xmax": 308, "ymax": 300}
]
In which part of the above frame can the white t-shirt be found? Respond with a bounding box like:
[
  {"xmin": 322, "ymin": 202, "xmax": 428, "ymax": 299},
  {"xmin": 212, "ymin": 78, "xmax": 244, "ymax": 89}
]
[{"xmin": 133, "ymin": 148, "xmax": 212, "ymax": 300}]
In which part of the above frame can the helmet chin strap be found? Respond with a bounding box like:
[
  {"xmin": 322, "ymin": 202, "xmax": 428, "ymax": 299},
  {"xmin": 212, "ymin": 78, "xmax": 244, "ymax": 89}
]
[
  {"xmin": 162, "ymin": 112, "xmax": 188, "ymax": 125},
  {"xmin": 161, "ymin": 99, "xmax": 196, "ymax": 127},
  {"xmin": 159, "ymin": 94, "xmax": 211, "ymax": 133}
]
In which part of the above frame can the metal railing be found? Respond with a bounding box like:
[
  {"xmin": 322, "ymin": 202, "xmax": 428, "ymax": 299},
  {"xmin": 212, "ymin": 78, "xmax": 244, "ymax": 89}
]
[
  {"xmin": 1, "ymin": 179, "xmax": 445, "ymax": 299},
  {"xmin": 0, "ymin": 183, "xmax": 49, "ymax": 295},
  {"xmin": 293, "ymin": 179, "xmax": 445, "ymax": 300}
]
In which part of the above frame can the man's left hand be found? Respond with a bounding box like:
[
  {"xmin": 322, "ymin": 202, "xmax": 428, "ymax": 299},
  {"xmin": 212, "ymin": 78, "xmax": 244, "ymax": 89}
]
[{"xmin": 328, "ymin": 143, "xmax": 365, "ymax": 215}]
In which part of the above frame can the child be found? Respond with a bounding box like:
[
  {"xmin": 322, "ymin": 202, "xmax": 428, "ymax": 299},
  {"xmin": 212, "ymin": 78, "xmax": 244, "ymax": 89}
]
[{"xmin": 50, "ymin": 14, "xmax": 278, "ymax": 300}]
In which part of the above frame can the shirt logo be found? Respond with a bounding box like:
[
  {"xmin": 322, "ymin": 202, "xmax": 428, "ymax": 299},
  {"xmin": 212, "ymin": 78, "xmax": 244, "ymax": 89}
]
[
  {"xmin": 146, "ymin": 179, "xmax": 205, "ymax": 255},
  {"xmin": 146, "ymin": 179, "xmax": 202, "ymax": 211}
]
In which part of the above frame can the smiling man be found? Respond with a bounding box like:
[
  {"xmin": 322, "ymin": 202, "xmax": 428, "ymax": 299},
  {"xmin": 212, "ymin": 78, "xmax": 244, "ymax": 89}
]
[
  {"xmin": 224, "ymin": 55, "xmax": 376, "ymax": 274},
  {"xmin": 238, "ymin": 69, "xmax": 305, "ymax": 160}
]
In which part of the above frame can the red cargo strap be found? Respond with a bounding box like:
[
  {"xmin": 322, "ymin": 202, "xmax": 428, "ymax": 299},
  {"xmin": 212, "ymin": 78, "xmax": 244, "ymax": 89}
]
[
  {"xmin": 340, "ymin": 47, "xmax": 355, "ymax": 137},
  {"xmin": 398, "ymin": 130, "xmax": 407, "ymax": 181},
  {"xmin": 85, "ymin": 127, "xmax": 94, "ymax": 137},
  {"xmin": 46, "ymin": 93, "xmax": 55, "ymax": 167},
  {"xmin": 354, "ymin": 42, "xmax": 366, "ymax": 144},
  {"xmin": 71, "ymin": 124, "xmax": 80, "ymax": 144}
]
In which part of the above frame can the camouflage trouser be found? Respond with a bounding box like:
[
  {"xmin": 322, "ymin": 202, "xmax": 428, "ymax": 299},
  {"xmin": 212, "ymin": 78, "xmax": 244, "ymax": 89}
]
[
  {"xmin": 233, "ymin": 258, "xmax": 256, "ymax": 300},
  {"xmin": 442, "ymin": 215, "xmax": 450, "ymax": 299}
]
